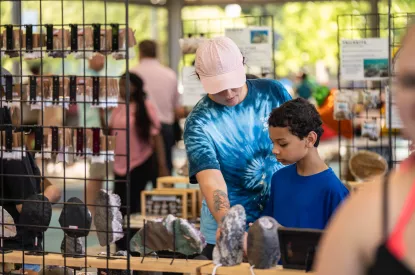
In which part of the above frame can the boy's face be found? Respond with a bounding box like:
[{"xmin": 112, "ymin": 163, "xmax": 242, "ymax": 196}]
[{"xmin": 269, "ymin": 126, "xmax": 312, "ymax": 165}]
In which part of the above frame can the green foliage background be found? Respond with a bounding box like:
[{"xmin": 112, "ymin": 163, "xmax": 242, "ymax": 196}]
[{"xmin": 1, "ymin": 1, "xmax": 415, "ymax": 77}]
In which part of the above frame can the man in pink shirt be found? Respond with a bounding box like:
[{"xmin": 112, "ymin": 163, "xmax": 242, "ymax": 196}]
[{"xmin": 130, "ymin": 40, "xmax": 186, "ymax": 175}]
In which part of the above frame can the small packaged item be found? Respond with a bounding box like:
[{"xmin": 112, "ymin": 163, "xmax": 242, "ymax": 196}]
[
  {"xmin": 49, "ymin": 77, "xmax": 70, "ymax": 109},
  {"xmin": 2, "ymin": 27, "xmax": 23, "ymax": 58},
  {"xmin": 99, "ymin": 29, "xmax": 112, "ymax": 55},
  {"xmin": 74, "ymin": 27, "xmax": 93, "ymax": 59},
  {"xmin": 90, "ymin": 78, "xmax": 119, "ymax": 108},
  {"xmin": 76, "ymin": 77, "xmax": 92, "ymax": 103},
  {"xmin": 111, "ymin": 28, "xmax": 137, "ymax": 60},
  {"xmin": 39, "ymin": 77, "xmax": 53, "ymax": 108},
  {"xmin": 24, "ymin": 33, "xmax": 46, "ymax": 60},
  {"xmin": 361, "ymin": 119, "xmax": 379, "ymax": 141},
  {"xmin": 85, "ymin": 129, "xmax": 93, "ymax": 158},
  {"xmin": 2, "ymin": 131, "xmax": 26, "ymax": 160},
  {"xmin": 35, "ymin": 131, "xmax": 52, "ymax": 160},
  {"xmin": 366, "ymin": 90, "xmax": 381, "ymax": 109},
  {"xmin": 334, "ymin": 90, "xmax": 353, "ymax": 120},
  {"xmin": 48, "ymin": 29, "xmax": 70, "ymax": 58},
  {"xmin": 91, "ymin": 135, "xmax": 116, "ymax": 164},
  {"xmin": 57, "ymin": 128, "xmax": 74, "ymax": 164},
  {"xmin": 27, "ymin": 76, "xmax": 44, "ymax": 110},
  {"xmin": 1, "ymin": 83, "xmax": 25, "ymax": 108}
]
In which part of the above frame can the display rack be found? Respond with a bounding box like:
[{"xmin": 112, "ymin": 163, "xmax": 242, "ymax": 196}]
[
  {"xmin": 0, "ymin": 0, "xmax": 135, "ymax": 273},
  {"xmin": 336, "ymin": 13, "xmax": 411, "ymax": 181}
]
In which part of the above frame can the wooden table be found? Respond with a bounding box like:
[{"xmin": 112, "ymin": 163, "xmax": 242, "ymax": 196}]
[
  {"xmin": 0, "ymin": 251, "xmax": 211, "ymax": 274},
  {"xmin": 200, "ymin": 263, "xmax": 311, "ymax": 275}
]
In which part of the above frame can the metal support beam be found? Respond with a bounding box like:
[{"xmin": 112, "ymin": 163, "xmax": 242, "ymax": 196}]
[
  {"xmin": 370, "ymin": 0, "xmax": 379, "ymax": 37},
  {"xmin": 11, "ymin": 1, "xmax": 21, "ymax": 76},
  {"xmin": 167, "ymin": 0, "xmax": 183, "ymax": 74}
]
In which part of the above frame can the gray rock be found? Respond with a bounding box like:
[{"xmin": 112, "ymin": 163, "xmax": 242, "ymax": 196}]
[
  {"xmin": 213, "ymin": 205, "xmax": 246, "ymax": 266},
  {"xmin": 20, "ymin": 194, "xmax": 52, "ymax": 234},
  {"xmin": 0, "ymin": 206, "xmax": 16, "ymax": 238},
  {"xmin": 247, "ymin": 216, "xmax": 281, "ymax": 269},
  {"xmin": 94, "ymin": 189, "xmax": 124, "ymax": 246},
  {"xmin": 130, "ymin": 214, "xmax": 206, "ymax": 256},
  {"xmin": 60, "ymin": 235, "xmax": 85, "ymax": 255}
]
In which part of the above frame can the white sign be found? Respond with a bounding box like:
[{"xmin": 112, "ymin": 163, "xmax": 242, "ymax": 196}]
[
  {"xmin": 340, "ymin": 38, "xmax": 389, "ymax": 81},
  {"xmin": 225, "ymin": 26, "xmax": 273, "ymax": 73},
  {"xmin": 385, "ymin": 86, "xmax": 403, "ymax": 129},
  {"xmin": 182, "ymin": 66, "xmax": 206, "ymax": 107}
]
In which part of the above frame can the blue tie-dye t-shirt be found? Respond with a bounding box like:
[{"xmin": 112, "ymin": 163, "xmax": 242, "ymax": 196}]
[{"xmin": 184, "ymin": 79, "xmax": 292, "ymax": 245}]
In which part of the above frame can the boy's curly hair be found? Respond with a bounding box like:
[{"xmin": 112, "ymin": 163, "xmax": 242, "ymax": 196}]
[{"xmin": 268, "ymin": 98, "xmax": 324, "ymax": 147}]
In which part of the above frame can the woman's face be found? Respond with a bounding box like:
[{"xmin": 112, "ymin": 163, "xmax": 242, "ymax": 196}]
[
  {"xmin": 395, "ymin": 27, "xmax": 415, "ymax": 141},
  {"xmin": 209, "ymin": 86, "xmax": 245, "ymax": 106}
]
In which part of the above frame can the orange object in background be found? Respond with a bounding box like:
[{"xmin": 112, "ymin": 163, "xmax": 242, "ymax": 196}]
[{"xmin": 317, "ymin": 89, "xmax": 353, "ymax": 139}]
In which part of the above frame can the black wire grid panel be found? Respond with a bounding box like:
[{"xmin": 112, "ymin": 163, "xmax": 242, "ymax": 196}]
[
  {"xmin": 336, "ymin": 13, "xmax": 411, "ymax": 181},
  {"xmin": 181, "ymin": 15, "xmax": 277, "ymax": 79},
  {"xmin": 0, "ymin": 0, "xmax": 134, "ymax": 274}
]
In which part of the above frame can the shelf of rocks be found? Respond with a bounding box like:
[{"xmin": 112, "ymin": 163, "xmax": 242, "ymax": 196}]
[
  {"xmin": 200, "ymin": 263, "xmax": 311, "ymax": 275},
  {"xmin": 0, "ymin": 251, "xmax": 211, "ymax": 274}
]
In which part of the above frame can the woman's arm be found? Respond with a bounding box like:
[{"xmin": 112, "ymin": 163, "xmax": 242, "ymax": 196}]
[
  {"xmin": 152, "ymin": 133, "xmax": 169, "ymax": 177},
  {"xmin": 40, "ymin": 178, "xmax": 62, "ymax": 203}
]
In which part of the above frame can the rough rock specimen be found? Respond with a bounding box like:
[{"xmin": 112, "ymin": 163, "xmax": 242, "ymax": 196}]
[
  {"xmin": 60, "ymin": 235, "xmax": 85, "ymax": 255},
  {"xmin": 247, "ymin": 216, "xmax": 281, "ymax": 269},
  {"xmin": 212, "ymin": 205, "xmax": 246, "ymax": 266},
  {"xmin": 59, "ymin": 197, "xmax": 92, "ymax": 238},
  {"xmin": 130, "ymin": 214, "xmax": 206, "ymax": 256},
  {"xmin": 20, "ymin": 194, "xmax": 52, "ymax": 234},
  {"xmin": 94, "ymin": 189, "xmax": 124, "ymax": 246},
  {"xmin": 0, "ymin": 206, "xmax": 16, "ymax": 238}
]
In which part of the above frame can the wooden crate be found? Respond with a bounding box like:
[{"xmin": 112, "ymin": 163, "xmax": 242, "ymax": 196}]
[
  {"xmin": 156, "ymin": 176, "xmax": 202, "ymax": 218},
  {"xmin": 141, "ymin": 189, "xmax": 189, "ymax": 219}
]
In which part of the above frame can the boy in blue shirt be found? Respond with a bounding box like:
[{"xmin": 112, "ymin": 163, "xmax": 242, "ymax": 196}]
[{"xmin": 262, "ymin": 98, "xmax": 349, "ymax": 230}]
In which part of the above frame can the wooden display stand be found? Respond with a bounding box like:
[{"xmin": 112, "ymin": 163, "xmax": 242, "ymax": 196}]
[
  {"xmin": 141, "ymin": 189, "xmax": 190, "ymax": 219},
  {"xmin": 0, "ymin": 252, "xmax": 311, "ymax": 275},
  {"xmin": 0, "ymin": 251, "xmax": 211, "ymax": 274},
  {"xmin": 200, "ymin": 263, "xmax": 311, "ymax": 275},
  {"xmin": 157, "ymin": 176, "xmax": 203, "ymax": 218}
]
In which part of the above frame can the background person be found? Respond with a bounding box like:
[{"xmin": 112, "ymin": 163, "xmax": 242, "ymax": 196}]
[
  {"xmin": 131, "ymin": 40, "xmax": 187, "ymax": 175},
  {"xmin": 315, "ymin": 24, "xmax": 415, "ymax": 275},
  {"xmin": 108, "ymin": 72, "xmax": 168, "ymax": 251}
]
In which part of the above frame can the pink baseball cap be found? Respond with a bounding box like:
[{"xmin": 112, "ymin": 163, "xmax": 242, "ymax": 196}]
[{"xmin": 195, "ymin": 36, "xmax": 246, "ymax": 94}]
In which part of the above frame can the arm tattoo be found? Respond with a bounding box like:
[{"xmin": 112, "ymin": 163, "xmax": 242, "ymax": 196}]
[{"xmin": 213, "ymin": 190, "xmax": 230, "ymax": 212}]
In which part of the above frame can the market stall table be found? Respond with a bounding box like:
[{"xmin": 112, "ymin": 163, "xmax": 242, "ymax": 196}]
[
  {"xmin": 0, "ymin": 251, "xmax": 211, "ymax": 274},
  {"xmin": 200, "ymin": 263, "xmax": 312, "ymax": 275}
]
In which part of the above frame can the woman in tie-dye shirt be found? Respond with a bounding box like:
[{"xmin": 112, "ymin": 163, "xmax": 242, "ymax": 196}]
[{"xmin": 184, "ymin": 36, "xmax": 291, "ymax": 259}]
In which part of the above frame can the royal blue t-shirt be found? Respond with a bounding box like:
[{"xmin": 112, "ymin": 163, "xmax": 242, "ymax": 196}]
[
  {"xmin": 184, "ymin": 79, "xmax": 292, "ymax": 245},
  {"xmin": 263, "ymin": 164, "xmax": 349, "ymax": 230}
]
